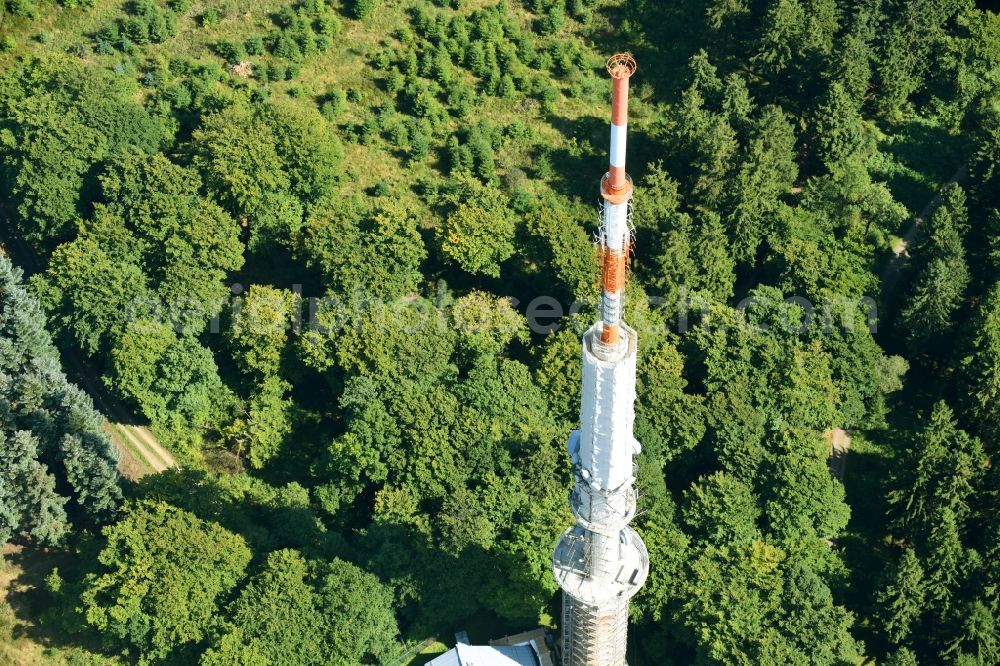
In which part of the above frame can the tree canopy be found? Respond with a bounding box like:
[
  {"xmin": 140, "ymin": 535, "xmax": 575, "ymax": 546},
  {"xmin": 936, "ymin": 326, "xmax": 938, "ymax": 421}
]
[{"xmin": 0, "ymin": 0, "xmax": 998, "ymax": 664}]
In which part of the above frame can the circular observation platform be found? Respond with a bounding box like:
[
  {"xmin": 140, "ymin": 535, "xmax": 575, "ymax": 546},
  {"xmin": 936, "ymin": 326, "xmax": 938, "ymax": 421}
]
[{"xmin": 553, "ymin": 524, "xmax": 649, "ymax": 607}]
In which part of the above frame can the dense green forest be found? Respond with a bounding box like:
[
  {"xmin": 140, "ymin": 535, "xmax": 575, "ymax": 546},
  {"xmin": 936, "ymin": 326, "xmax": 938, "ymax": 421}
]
[{"xmin": 0, "ymin": 0, "xmax": 998, "ymax": 663}]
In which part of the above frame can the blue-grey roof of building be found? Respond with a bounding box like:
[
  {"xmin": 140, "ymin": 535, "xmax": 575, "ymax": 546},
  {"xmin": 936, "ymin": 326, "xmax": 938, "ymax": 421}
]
[{"xmin": 426, "ymin": 642, "xmax": 541, "ymax": 666}]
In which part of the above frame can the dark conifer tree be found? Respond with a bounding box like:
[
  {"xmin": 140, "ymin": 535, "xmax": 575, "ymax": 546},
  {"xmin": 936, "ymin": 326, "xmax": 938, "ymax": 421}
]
[{"xmin": 0, "ymin": 255, "xmax": 122, "ymax": 544}]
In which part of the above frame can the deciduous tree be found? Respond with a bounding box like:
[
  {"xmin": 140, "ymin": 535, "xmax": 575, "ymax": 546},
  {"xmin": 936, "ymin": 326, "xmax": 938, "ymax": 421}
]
[
  {"xmin": 438, "ymin": 180, "xmax": 516, "ymax": 277},
  {"xmin": 82, "ymin": 501, "xmax": 252, "ymax": 661},
  {"xmin": 202, "ymin": 549, "xmax": 324, "ymax": 666},
  {"xmin": 301, "ymin": 199, "xmax": 426, "ymax": 303},
  {"xmin": 682, "ymin": 472, "xmax": 760, "ymax": 547},
  {"xmin": 35, "ymin": 233, "xmax": 151, "ymax": 355},
  {"xmin": 313, "ymin": 557, "xmax": 400, "ymax": 665}
]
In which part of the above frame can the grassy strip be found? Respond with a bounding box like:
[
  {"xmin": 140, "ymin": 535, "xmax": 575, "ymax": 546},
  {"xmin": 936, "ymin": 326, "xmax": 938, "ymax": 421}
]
[
  {"xmin": 122, "ymin": 425, "xmax": 173, "ymax": 470},
  {"xmin": 106, "ymin": 423, "xmax": 156, "ymax": 478},
  {"xmin": 403, "ymin": 640, "xmax": 448, "ymax": 666}
]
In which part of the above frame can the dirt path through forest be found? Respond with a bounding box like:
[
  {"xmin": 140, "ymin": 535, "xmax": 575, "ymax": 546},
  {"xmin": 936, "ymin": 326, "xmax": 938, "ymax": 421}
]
[
  {"xmin": 880, "ymin": 163, "xmax": 969, "ymax": 297},
  {"xmin": 826, "ymin": 428, "xmax": 851, "ymax": 482},
  {"xmin": 60, "ymin": 355, "xmax": 176, "ymax": 478},
  {"xmin": 125, "ymin": 424, "xmax": 175, "ymax": 472},
  {"xmin": 104, "ymin": 422, "xmax": 174, "ymax": 477},
  {"xmin": 96, "ymin": 403, "xmax": 176, "ymax": 478}
]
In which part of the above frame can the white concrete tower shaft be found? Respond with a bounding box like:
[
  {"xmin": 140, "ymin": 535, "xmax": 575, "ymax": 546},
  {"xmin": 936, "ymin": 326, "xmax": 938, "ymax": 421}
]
[{"xmin": 552, "ymin": 54, "xmax": 648, "ymax": 666}]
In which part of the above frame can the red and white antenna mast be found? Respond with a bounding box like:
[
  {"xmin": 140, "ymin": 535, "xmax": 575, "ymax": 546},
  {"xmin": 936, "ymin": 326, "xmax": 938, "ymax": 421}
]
[
  {"xmin": 598, "ymin": 53, "xmax": 637, "ymax": 348},
  {"xmin": 553, "ymin": 53, "xmax": 648, "ymax": 666}
]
